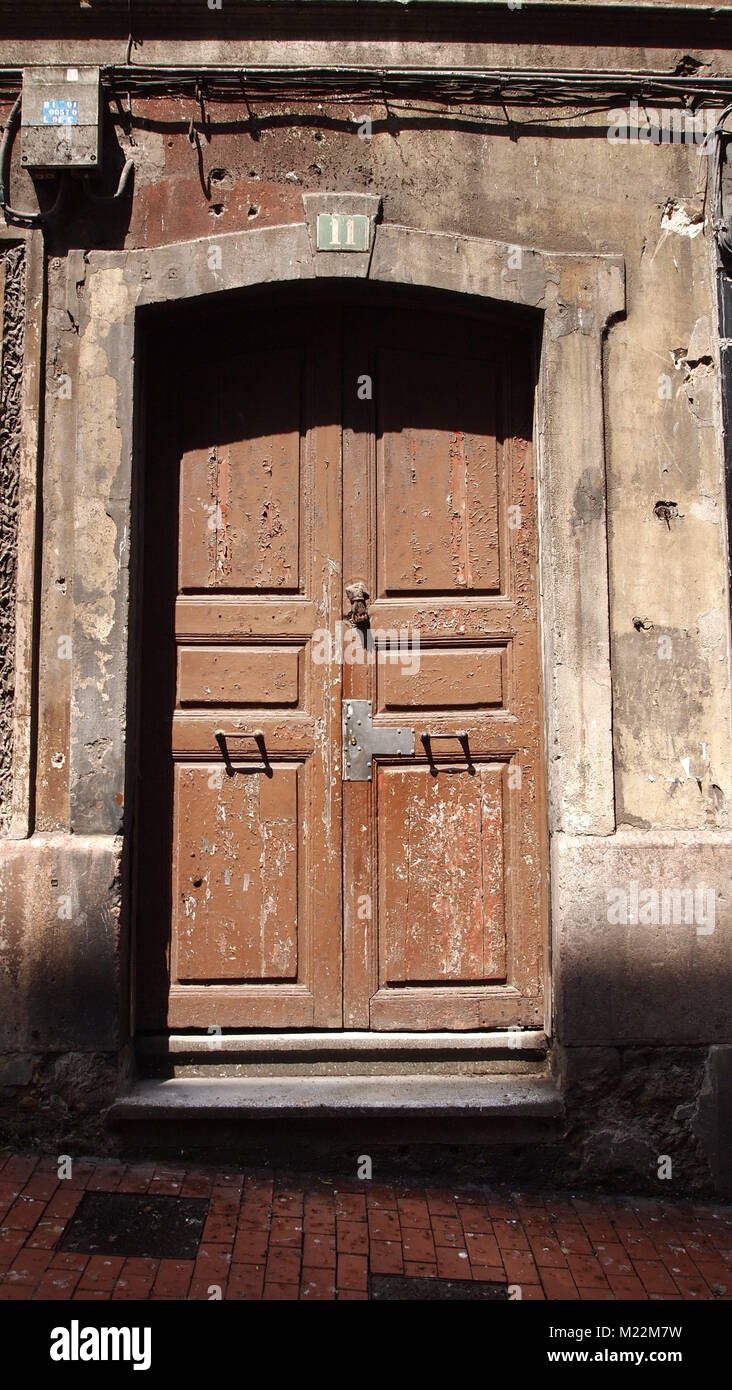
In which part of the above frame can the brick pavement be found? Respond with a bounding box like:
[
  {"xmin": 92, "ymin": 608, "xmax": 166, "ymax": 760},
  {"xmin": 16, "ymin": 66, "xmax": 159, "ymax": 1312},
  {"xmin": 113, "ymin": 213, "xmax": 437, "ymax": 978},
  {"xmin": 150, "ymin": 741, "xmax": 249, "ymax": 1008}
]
[{"xmin": 0, "ymin": 1153, "xmax": 730, "ymax": 1301}]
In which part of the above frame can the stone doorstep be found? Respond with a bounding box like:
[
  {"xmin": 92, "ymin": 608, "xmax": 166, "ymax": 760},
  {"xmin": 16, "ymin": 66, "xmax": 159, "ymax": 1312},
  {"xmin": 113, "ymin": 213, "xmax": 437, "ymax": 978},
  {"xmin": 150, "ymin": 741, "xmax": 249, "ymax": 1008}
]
[
  {"xmin": 107, "ymin": 1074, "xmax": 563, "ymax": 1124},
  {"xmin": 136, "ymin": 1030, "xmax": 549, "ymax": 1059}
]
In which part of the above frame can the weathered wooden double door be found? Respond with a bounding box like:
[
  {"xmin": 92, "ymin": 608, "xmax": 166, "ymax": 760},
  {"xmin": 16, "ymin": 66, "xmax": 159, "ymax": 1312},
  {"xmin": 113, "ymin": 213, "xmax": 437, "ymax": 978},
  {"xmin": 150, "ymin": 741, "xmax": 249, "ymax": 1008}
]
[{"xmin": 135, "ymin": 295, "xmax": 547, "ymax": 1034}]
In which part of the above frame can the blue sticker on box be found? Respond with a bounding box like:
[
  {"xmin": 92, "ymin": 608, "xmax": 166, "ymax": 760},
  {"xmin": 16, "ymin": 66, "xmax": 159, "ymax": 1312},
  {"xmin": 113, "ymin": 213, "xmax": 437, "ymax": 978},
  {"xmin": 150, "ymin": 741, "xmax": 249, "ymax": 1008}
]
[{"xmin": 42, "ymin": 100, "xmax": 78, "ymax": 127}]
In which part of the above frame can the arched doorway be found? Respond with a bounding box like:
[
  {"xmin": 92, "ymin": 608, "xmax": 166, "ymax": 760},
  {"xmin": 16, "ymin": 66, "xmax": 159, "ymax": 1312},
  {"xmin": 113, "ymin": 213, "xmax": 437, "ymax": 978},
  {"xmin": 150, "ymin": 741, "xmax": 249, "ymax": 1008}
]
[{"xmin": 132, "ymin": 282, "xmax": 548, "ymax": 1037}]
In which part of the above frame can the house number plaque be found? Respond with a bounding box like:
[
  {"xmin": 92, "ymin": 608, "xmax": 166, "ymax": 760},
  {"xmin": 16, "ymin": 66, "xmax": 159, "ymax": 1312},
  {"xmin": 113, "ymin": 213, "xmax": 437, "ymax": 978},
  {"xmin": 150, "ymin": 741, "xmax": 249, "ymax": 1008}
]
[{"xmin": 316, "ymin": 212, "xmax": 370, "ymax": 252}]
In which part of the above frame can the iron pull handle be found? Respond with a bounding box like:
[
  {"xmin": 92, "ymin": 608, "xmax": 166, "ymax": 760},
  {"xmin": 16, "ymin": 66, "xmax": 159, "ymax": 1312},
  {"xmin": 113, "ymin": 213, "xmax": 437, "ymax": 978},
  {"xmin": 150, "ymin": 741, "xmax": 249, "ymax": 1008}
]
[
  {"xmin": 421, "ymin": 730, "xmax": 474, "ymax": 773},
  {"xmin": 214, "ymin": 728, "xmax": 270, "ymax": 777}
]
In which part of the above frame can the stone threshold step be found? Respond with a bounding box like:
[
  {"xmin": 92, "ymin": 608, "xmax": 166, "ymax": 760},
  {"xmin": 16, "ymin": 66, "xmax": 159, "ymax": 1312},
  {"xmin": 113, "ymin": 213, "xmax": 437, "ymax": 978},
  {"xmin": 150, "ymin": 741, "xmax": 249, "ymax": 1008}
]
[
  {"xmin": 136, "ymin": 1030, "xmax": 548, "ymax": 1059},
  {"xmin": 108, "ymin": 1074, "xmax": 563, "ymax": 1123}
]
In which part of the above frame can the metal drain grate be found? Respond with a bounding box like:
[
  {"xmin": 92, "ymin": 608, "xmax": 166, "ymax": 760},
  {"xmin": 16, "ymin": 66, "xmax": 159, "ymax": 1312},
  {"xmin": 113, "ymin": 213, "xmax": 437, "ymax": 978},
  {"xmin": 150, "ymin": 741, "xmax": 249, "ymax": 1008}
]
[
  {"xmin": 58, "ymin": 1192, "xmax": 209, "ymax": 1260},
  {"xmin": 370, "ymin": 1276, "xmax": 508, "ymax": 1301}
]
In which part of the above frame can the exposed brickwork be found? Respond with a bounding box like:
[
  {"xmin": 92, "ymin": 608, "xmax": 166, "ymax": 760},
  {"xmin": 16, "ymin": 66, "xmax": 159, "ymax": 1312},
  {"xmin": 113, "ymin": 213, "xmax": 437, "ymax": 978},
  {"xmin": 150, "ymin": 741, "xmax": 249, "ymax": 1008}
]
[{"xmin": 0, "ymin": 1152, "xmax": 730, "ymax": 1301}]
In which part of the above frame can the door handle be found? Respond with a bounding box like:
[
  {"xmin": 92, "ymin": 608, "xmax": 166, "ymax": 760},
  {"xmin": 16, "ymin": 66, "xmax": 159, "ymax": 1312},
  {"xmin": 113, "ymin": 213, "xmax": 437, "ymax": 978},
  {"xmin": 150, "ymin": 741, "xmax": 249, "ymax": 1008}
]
[
  {"xmin": 214, "ymin": 728, "xmax": 271, "ymax": 777},
  {"xmin": 421, "ymin": 731, "xmax": 474, "ymax": 774}
]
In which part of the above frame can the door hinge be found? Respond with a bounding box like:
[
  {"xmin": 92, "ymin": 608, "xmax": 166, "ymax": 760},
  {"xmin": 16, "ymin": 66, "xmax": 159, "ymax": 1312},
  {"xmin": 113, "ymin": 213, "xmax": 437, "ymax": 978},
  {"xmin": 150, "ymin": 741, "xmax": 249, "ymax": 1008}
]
[{"xmin": 343, "ymin": 699, "xmax": 415, "ymax": 781}]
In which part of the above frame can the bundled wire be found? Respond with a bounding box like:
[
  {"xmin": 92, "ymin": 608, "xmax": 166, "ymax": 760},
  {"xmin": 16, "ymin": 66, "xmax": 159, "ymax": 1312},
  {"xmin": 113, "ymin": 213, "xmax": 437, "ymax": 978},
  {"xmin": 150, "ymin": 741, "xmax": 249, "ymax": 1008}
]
[{"xmin": 98, "ymin": 65, "xmax": 732, "ymax": 110}]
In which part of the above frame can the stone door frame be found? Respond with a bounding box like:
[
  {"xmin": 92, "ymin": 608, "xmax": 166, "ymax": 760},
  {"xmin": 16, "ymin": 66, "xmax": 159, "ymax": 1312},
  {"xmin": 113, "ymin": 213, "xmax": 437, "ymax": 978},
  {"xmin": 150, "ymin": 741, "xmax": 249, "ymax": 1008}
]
[{"xmin": 58, "ymin": 197, "xmax": 625, "ymax": 1035}]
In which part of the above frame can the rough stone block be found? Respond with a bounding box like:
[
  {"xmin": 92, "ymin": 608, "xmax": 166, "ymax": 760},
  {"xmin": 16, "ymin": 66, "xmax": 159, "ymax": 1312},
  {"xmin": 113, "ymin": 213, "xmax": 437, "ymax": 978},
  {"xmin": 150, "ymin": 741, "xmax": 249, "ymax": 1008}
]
[
  {"xmin": 0, "ymin": 833, "xmax": 122, "ymax": 1051},
  {"xmin": 553, "ymin": 830, "xmax": 732, "ymax": 1045}
]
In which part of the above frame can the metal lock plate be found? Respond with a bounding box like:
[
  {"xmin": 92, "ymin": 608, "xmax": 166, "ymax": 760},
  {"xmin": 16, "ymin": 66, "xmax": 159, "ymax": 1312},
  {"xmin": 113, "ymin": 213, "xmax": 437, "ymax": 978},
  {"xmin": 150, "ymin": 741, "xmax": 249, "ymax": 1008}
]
[{"xmin": 343, "ymin": 700, "xmax": 415, "ymax": 781}]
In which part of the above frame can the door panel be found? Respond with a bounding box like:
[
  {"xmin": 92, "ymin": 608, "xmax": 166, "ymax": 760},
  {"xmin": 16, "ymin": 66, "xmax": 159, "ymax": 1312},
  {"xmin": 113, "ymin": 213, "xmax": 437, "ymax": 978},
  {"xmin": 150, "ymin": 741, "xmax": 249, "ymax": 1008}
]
[
  {"xmin": 173, "ymin": 763, "xmax": 299, "ymax": 982},
  {"xmin": 176, "ymin": 646, "xmax": 302, "ymax": 706},
  {"xmin": 378, "ymin": 762, "xmax": 506, "ymax": 984},
  {"xmin": 378, "ymin": 349, "xmax": 501, "ymax": 595},
  {"xmin": 377, "ymin": 645, "xmax": 505, "ymax": 711},
  {"xmin": 178, "ymin": 349, "xmax": 302, "ymax": 592}
]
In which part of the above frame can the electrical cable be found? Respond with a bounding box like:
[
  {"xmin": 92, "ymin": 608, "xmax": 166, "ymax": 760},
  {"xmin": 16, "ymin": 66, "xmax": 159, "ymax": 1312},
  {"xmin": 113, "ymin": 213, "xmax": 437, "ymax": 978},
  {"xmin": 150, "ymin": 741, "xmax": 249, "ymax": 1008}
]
[
  {"xmin": 2, "ymin": 65, "xmax": 732, "ymax": 112},
  {"xmin": 93, "ymin": 64, "xmax": 732, "ymax": 110},
  {"xmin": 82, "ymin": 158, "xmax": 135, "ymax": 204},
  {"xmin": 0, "ymin": 94, "xmax": 67, "ymax": 227}
]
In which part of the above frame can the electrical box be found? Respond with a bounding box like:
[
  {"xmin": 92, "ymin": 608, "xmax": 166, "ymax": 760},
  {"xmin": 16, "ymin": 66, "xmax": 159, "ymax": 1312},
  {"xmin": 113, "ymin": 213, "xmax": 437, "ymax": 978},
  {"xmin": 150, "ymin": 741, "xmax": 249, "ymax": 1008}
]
[{"xmin": 21, "ymin": 67, "xmax": 102, "ymax": 173}]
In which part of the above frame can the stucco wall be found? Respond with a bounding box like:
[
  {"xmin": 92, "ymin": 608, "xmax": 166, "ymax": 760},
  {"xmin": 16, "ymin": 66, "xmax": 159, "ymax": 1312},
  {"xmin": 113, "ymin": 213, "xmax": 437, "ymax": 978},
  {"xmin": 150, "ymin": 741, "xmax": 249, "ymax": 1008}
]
[{"xmin": 1, "ymin": 16, "xmax": 731, "ymax": 1187}]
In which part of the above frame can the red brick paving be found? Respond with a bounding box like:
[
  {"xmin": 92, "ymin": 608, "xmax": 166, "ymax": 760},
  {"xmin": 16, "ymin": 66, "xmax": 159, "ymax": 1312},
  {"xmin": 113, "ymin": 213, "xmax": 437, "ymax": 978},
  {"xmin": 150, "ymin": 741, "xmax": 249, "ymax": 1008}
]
[{"xmin": 0, "ymin": 1151, "xmax": 730, "ymax": 1301}]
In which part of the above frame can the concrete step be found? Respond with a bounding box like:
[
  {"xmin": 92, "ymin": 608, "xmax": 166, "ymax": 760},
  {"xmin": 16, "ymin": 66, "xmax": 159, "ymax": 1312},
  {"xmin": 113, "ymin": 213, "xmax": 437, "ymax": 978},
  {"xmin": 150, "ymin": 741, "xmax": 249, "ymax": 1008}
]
[
  {"xmin": 108, "ymin": 1073, "xmax": 563, "ymax": 1124},
  {"xmin": 136, "ymin": 1030, "xmax": 549, "ymax": 1078},
  {"xmin": 137, "ymin": 1030, "xmax": 548, "ymax": 1057}
]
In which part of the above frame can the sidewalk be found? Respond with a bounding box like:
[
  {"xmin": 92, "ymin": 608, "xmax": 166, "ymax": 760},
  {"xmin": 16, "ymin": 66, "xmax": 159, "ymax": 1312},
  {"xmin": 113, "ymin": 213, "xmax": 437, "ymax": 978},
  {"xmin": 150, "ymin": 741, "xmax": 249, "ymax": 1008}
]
[{"xmin": 0, "ymin": 1152, "xmax": 730, "ymax": 1301}]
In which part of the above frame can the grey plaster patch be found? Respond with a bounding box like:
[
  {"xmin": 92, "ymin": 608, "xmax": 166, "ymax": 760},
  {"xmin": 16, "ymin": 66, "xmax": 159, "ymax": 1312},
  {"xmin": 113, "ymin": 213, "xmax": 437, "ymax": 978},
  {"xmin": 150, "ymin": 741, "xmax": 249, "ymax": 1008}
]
[
  {"xmin": 549, "ymin": 298, "xmax": 595, "ymax": 338},
  {"xmin": 611, "ymin": 624, "xmax": 727, "ymax": 827},
  {"xmin": 674, "ymin": 314, "xmax": 717, "ymax": 427},
  {"xmin": 572, "ymin": 467, "xmax": 605, "ymax": 527},
  {"xmin": 501, "ymin": 252, "xmax": 558, "ymax": 308},
  {"xmin": 65, "ymin": 248, "xmax": 88, "ymax": 331},
  {"xmin": 128, "ymin": 130, "xmax": 166, "ymax": 188},
  {"xmin": 684, "ymin": 359, "xmax": 716, "ymax": 427},
  {"xmin": 614, "ymin": 627, "xmax": 712, "ymax": 738},
  {"xmin": 687, "ymin": 314, "xmax": 714, "ymax": 365}
]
